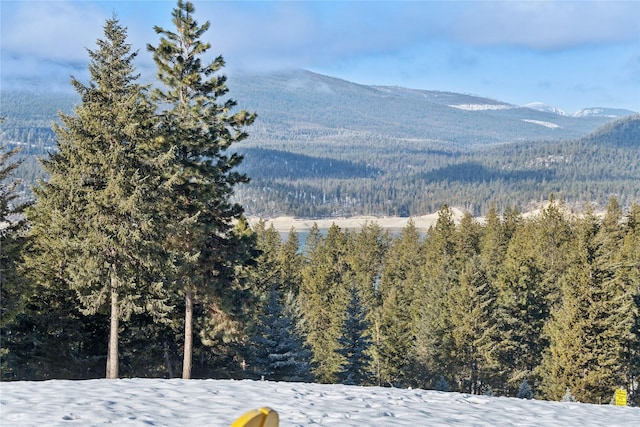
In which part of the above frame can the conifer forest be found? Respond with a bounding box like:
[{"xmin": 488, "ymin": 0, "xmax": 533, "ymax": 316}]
[{"xmin": 1, "ymin": 1, "xmax": 639, "ymax": 407}]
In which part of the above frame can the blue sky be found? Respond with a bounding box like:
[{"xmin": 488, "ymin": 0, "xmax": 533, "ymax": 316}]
[{"xmin": 1, "ymin": 0, "xmax": 639, "ymax": 113}]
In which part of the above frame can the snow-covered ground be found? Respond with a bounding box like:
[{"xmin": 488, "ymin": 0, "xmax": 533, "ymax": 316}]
[{"xmin": 1, "ymin": 379, "xmax": 638, "ymax": 426}]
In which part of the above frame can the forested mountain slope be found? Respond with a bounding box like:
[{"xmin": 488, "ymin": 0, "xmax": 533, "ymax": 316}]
[
  {"xmin": 232, "ymin": 70, "xmax": 626, "ymax": 147},
  {"xmin": 236, "ymin": 114, "xmax": 640, "ymax": 217},
  {"xmin": 1, "ymin": 70, "xmax": 637, "ymax": 217}
]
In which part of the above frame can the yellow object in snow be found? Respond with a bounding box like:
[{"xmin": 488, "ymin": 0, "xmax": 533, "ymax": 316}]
[{"xmin": 230, "ymin": 407, "xmax": 279, "ymax": 427}]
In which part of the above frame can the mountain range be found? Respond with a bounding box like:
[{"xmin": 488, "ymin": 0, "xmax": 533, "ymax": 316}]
[
  {"xmin": 229, "ymin": 70, "xmax": 635, "ymax": 148},
  {"xmin": 1, "ymin": 69, "xmax": 638, "ymax": 217}
]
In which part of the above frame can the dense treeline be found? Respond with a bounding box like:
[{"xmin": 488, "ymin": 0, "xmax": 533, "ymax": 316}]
[{"xmin": 2, "ymin": 189, "xmax": 639, "ymax": 404}]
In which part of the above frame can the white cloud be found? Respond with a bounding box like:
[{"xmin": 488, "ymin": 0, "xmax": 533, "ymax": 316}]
[
  {"xmin": 1, "ymin": 1, "xmax": 106, "ymax": 62},
  {"xmin": 453, "ymin": 1, "xmax": 640, "ymax": 50}
]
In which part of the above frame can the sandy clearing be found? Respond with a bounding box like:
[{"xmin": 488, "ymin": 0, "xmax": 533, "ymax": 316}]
[{"xmin": 247, "ymin": 208, "xmax": 468, "ymax": 233}]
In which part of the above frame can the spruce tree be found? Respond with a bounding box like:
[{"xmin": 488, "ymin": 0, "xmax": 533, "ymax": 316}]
[
  {"xmin": 413, "ymin": 205, "xmax": 458, "ymax": 386},
  {"xmin": 299, "ymin": 224, "xmax": 350, "ymax": 383},
  {"xmin": 346, "ymin": 222, "xmax": 390, "ymax": 314},
  {"xmin": 1, "ymin": 139, "xmax": 31, "ymax": 376},
  {"xmin": 278, "ymin": 227, "xmax": 304, "ymax": 296},
  {"xmin": 376, "ymin": 220, "xmax": 422, "ymax": 386},
  {"xmin": 345, "ymin": 222, "xmax": 389, "ymax": 383},
  {"xmin": 449, "ymin": 256, "xmax": 497, "ymax": 394},
  {"xmin": 249, "ymin": 220, "xmax": 283, "ymax": 295},
  {"xmin": 251, "ymin": 290, "xmax": 312, "ymax": 382},
  {"xmin": 336, "ymin": 284, "xmax": 373, "ymax": 385},
  {"xmin": 493, "ymin": 219, "xmax": 547, "ymax": 394},
  {"xmin": 517, "ymin": 379, "xmax": 534, "ymax": 399},
  {"xmin": 539, "ymin": 209, "xmax": 599, "ymax": 401},
  {"xmin": 479, "ymin": 203, "xmax": 510, "ymax": 284},
  {"xmin": 540, "ymin": 201, "xmax": 633, "ymax": 403},
  {"xmin": 25, "ymin": 18, "xmax": 171, "ymax": 379},
  {"xmin": 148, "ymin": 0, "xmax": 256, "ymax": 379}
]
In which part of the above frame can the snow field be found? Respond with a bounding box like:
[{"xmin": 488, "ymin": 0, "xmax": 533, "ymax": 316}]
[{"xmin": 2, "ymin": 378, "xmax": 639, "ymax": 426}]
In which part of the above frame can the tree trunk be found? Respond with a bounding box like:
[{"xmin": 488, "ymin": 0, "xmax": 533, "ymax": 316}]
[
  {"xmin": 182, "ymin": 288, "xmax": 193, "ymax": 379},
  {"xmin": 107, "ymin": 272, "xmax": 119, "ymax": 379}
]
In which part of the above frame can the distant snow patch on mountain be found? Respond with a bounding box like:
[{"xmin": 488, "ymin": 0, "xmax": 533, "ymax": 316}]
[
  {"xmin": 522, "ymin": 119, "xmax": 561, "ymax": 129},
  {"xmin": 524, "ymin": 102, "xmax": 568, "ymax": 116},
  {"xmin": 573, "ymin": 107, "xmax": 636, "ymax": 118},
  {"xmin": 449, "ymin": 104, "xmax": 513, "ymax": 111}
]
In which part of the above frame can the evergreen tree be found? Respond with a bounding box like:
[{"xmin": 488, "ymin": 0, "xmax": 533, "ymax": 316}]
[
  {"xmin": 346, "ymin": 222, "xmax": 390, "ymax": 313},
  {"xmin": 299, "ymin": 224, "xmax": 350, "ymax": 383},
  {"xmin": 448, "ymin": 256, "xmax": 497, "ymax": 394},
  {"xmin": 345, "ymin": 222, "xmax": 389, "ymax": 383},
  {"xmin": 413, "ymin": 205, "xmax": 458, "ymax": 387},
  {"xmin": 0, "ymin": 141, "xmax": 29, "ymax": 328},
  {"xmin": 1, "ymin": 139, "xmax": 31, "ymax": 376},
  {"xmin": 455, "ymin": 212, "xmax": 482, "ymax": 263},
  {"xmin": 540, "ymin": 200, "xmax": 633, "ymax": 403},
  {"xmin": 517, "ymin": 379, "xmax": 534, "ymax": 399},
  {"xmin": 251, "ymin": 290, "xmax": 312, "ymax": 382},
  {"xmin": 303, "ymin": 222, "xmax": 323, "ymax": 256},
  {"xmin": 249, "ymin": 220, "xmax": 283, "ymax": 295},
  {"xmin": 24, "ymin": 18, "xmax": 172, "ymax": 379},
  {"xmin": 278, "ymin": 227, "xmax": 304, "ymax": 296},
  {"xmin": 539, "ymin": 209, "xmax": 600, "ymax": 401},
  {"xmin": 620, "ymin": 203, "xmax": 640, "ymax": 405},
  {"xmin": 336, "ymin": 284, "xmax": 373, "ymax": 385},
  {"xmin": 478, "ymin": 203, "xmax": 510, "ymax": 282},
  {"xmin": 534, "ymin": 199, "xmax": 574, "ymax": 310},
  {"xmin": 148, "ymin": 0, "xmax": 256, "ymax": 379},
  {"xmin": 493, "ymin": 219, "xmax": 547, "ymax": 394},
  {"xmin": 376, "ymin": 220, "xmax": 422, "ymax": 386}
]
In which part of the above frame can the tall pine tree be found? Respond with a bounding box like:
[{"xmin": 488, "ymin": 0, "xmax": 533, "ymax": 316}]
[
  {"xmin": 148, "ymin": 0, "xmax": 256, "ymax": 379},
  {"xmin": 413, "ymin": 205, "xmax": 458, "ymax": 387},
  {"xmin": 377, "ymin": 219, "xmax": 422, "ymax": 386},
  {"xmin": 25, "ymin": 18, "xmax": 172, "ymax": 379},
  {"xmin": 299, "ymin": 224, "xmax": 350, "ymax": 383}
]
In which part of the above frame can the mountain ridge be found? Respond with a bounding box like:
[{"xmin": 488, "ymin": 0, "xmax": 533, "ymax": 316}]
[
  {"xmin": 1, "ymin": 69, "xmax": 638, "ymax": 217},
  {"xmin": 227, "ymin": 69, "xmax": 635, "ymax": 149}
]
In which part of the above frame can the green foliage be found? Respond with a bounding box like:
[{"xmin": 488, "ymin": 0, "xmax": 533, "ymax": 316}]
[
  {"xmin": 1, "ymin": 143, "xmax": 29, "ymax": 328},
  {"xmin": 299, "ymin": 224, "xmax": 350, "ymax": 383},
  {"xmin": 376, "ymin": 220, "xmax": 422, "ymax": 387},
  {"xmin": 147, "ymin": 0, "xmax": 257, "ymax": 379},
  {"xmin": 23, "ymin": 17, "xmax": 173, "ymax": 379},
  {"xmin": 336, "ymin": 284, "xmax": 373, "ymax": 385},
  {"xmin": 1, "ymin": 12, "xmax": 639, "ymax": 400},
  {"xmin": 250, "ymin": 290, "xmax": 313, "ymax": 382},
  {"xmin": 492, "ymin": 219, "xmax": 549, "ymax": 393},
  {"xmin": 412, "ymin": 206, "xmax": 459, "ymax": 386}
]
